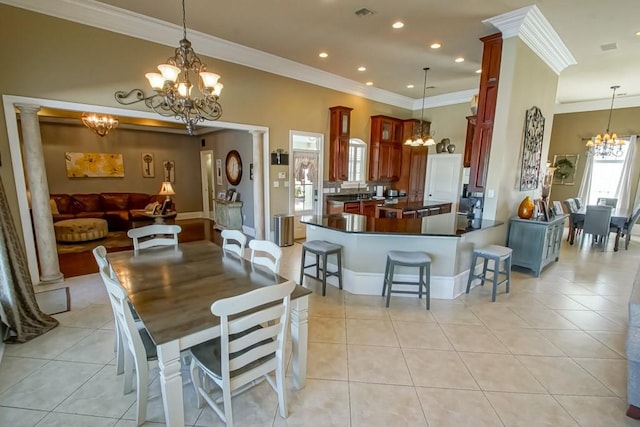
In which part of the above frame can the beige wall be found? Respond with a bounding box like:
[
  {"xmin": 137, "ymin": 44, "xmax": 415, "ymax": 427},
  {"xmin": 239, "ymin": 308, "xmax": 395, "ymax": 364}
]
[
  {"xmin": 0, "ymin": 5, "xmax": 412, "ymax": 242},
  {"xmin": 423, "ymin": 103, "xmax": 474, "ymax": 157},
  {"xmin": 549, "ymin": 107, "xmax": 640, "ymax": 205},
  {"xmin": 484, "ymin": 38, "xmax": 559, "ymax": 223},
  {"xmin": 39, "ymin": 121, "xmax": 202, "ymax": 211}
]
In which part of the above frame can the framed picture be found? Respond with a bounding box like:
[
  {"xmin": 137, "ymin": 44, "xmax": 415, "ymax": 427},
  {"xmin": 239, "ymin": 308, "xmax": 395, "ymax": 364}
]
[
  {"xmin": 217, "ymin": 191, "xmax": 226, "ymax": 200},
  {"xmin": 552, "ymin": 200, "xmax": 564, "ymax": 216},
  {"xmin": 226, "ymin": 189, "xmax": 236, "ymax": 201},
  {"xmin": 552, "ymin": 154, "xmax": 580, "ymax": 185},
  {"xmin": 163, "ymin": 160, "xmax": 175, "ymax": 183},
  {"xmin": 536, "ymin": 199, "xmax": 549, "ymax": 221},
  {"xmin": 141, "ymin": 152, "xmax": 154, "ymax": 178},
  {"xmin": 519, "ymin": 106, "xmax": 545, "ymax": 191},
  {"xmin": 65, "ymin": 152, "xmax": 125, "ymax": 177},
  {"xmin": 216, "ymin": 159, "xmax": 222, "ymax": 185}
]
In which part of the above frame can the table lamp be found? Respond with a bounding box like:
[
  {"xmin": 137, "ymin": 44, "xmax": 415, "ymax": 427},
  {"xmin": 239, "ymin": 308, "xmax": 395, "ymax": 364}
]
[{"xmin": 159, "ymin": 181, "xmax": 175, "ymax": 202}]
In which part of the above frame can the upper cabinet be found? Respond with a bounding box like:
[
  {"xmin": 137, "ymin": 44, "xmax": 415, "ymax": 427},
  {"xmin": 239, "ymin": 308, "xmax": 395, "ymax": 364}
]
[
  {"xmin": 328, "ymin": 106, "xmax": 353, "ymax": 181},
  {"xmin": 369, "ymin": 115, "xmax": 403, "ymax": 181},
  {"xmin": 463, "ymin": 115, "xmax": 476, "ymax": 168},
  {"xmin": 468, "ymin": 33, "xmax": 502, "ymax": 192}
]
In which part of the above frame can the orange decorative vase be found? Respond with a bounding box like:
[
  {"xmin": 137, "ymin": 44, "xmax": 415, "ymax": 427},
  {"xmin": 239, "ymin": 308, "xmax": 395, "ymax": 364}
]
[{"xmin": 518, "ymin": 196, "xmax": 534, "ymax": 219}]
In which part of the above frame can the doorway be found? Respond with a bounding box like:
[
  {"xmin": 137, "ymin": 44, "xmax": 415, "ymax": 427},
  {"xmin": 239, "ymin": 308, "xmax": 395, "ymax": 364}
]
[
  {"xmin": 200, "ymin": 150, "xmax": 215, "ymax": 220},
  {"xmin": 290, "ymin": 131, "xmax": 324, "ymax": 239}
]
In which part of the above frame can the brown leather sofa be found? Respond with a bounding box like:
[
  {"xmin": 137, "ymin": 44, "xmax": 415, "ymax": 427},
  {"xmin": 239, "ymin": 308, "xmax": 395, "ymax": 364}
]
[{"xmin": 50, "ymin": 192, "xmax": 170, "ymax": 231}]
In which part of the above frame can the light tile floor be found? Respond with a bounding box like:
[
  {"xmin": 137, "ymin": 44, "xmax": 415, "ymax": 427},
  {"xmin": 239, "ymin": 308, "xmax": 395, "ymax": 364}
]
[{"xmin": 1, "ymin": 230, "xmax": 639, "ymax": 426}]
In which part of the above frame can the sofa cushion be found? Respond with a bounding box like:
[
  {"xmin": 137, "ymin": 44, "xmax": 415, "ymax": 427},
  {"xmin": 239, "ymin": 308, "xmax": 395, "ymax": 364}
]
[
  {"xmin": 75, "ymin": 211, "xmax": 105, "ymax": 219},
  {"xmin": 101, "ymin": 193, "xmax": 130, "ymax": 210},
  {"xmin": 53, "ymin": 213, "xmax": 75, "ymax": 222},
  {"xmin": 128, "ymin": 193, "xmax": 154, "ymax": 209},
  {"xmin": 72, "ymin": 194, "xmax": 102, "ymax": 213},
  {"xmin": 49, "ymin": 199, "xmax": 59, "ymax": 214},
  {"xmin": 50, "ymin": 194, "xmax": 74, "ymax": 214}
]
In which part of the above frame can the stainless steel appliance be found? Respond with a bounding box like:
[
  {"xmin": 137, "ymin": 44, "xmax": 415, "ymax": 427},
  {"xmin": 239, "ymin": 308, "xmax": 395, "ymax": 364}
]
[{"xmin": 386, "ymin": 189, "xmax": 399, "ymax": 197}]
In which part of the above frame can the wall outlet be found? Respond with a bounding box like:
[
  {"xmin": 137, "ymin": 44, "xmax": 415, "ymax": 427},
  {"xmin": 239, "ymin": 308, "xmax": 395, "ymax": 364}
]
[
  {"xmin": 284, "ymin": 181, "xmax": 289, "ymax": 187},
  {"xmin": 278, "ymin": 171, "xmax": 287, "ymax": 179},
  {"xmin": 487, "ymin": 189, "xmax": 495, "ymax": 198},
  {"xmin": 273, "ymin": 181, "xmax": 279, "ymax": 187}
]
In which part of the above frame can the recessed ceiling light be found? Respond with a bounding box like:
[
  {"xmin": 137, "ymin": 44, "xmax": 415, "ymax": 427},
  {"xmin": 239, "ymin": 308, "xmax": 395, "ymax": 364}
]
[
  {"xmin": 407, "ymin": 84, "xmax": 414, "ymax": 89},
  {"xmin": 392, "ymin": 21, "xmax": 404, "ymax": 29},
  {"xmin": 455, "ymin": 57, "xmax": 465, "ymax": 63},
  {"xmin": 357, "ymin": 66, "xmax": 367, "ymax": 72},
  {"xmin": 430, "ymin": 43, "xmax": 441, "ymax": 49},
  {"xmin": 319, "ymin": 52, "xmax": 328, "ymax": 58},
  {"xmin": 475, "ymin": 69, "xmax": 482, "ymax": 74},
  {"xmin": 365, "ymin": 81, "xmax": 373, "ymax": 86}
]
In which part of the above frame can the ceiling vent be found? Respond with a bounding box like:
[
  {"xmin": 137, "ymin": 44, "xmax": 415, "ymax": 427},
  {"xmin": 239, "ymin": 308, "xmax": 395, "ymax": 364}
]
[
  {"xmin": 600, "ymin": 42, "xmax": 618, "ymax": 51},
  {"xmin": 355, "ymin": 8, "xmax": 375, "ymax": 17}
]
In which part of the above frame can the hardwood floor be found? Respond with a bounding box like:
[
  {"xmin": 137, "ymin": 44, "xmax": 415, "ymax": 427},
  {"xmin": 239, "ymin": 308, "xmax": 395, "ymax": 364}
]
[{"xmin": 57, "ymin": 219, "xmax": 221, "ymax": 278}]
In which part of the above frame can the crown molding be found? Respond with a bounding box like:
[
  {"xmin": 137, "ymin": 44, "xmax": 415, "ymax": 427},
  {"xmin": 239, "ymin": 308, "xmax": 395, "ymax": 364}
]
[
  {"xmin": 555, "ymin": 94, "xmax": 640, "ymax": 114},
  {"xmin": 483, "ymin": 5, "xmax": 576, "ymax": 75},
  {"xmin": 1, "ymin": 0, "xmax": 417, "ymax": 110},
  {"xmin": 419, "ymin": 89, "xmax": 478, "ymax": 110}
]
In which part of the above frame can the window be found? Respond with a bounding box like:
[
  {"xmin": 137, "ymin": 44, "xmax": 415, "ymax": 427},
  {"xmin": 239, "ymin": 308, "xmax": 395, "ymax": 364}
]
[
  {"xmin": 587, "ymin": 141, "xmax": 630, "ymax": 205},
  {"xmin": 348, "ymin": 138, "xmax": 366, "ymax": 182}
]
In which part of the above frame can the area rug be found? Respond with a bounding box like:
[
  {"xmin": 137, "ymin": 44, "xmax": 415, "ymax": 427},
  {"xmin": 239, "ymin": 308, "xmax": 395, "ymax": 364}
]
[
  {"xmin": 56, "ymin": 231, "xmax": 132, "ymax": 255},
  {"xmin": 34, "ymin": 287, "xmax": 70, "ymax": 315}
]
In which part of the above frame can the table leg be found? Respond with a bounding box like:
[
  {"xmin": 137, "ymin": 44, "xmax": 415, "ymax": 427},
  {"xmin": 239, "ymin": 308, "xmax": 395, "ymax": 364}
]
[
  {"xmin": 157, "ymin": 340, "xmax": 185, "ymax": 427},
  {"xmin": 569, "ymin": 224, "xmax": 575, "ymax": 245},
  {"xmin": 615, "ymin": 228, "xmax": 622, "ymax": 252},
  {"xmin": 290, "ymin": 295, "xmax": 309, "ymax": 390}
]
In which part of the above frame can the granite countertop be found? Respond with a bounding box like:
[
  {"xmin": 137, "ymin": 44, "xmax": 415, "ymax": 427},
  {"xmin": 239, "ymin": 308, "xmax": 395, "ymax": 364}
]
[
  {"xmin": 301, "ymin": 214, "xmax": 503, "ymax": 237},
  {"xmin": 378, "ymin": 200, "xmax": 451, "ymax": 212}
]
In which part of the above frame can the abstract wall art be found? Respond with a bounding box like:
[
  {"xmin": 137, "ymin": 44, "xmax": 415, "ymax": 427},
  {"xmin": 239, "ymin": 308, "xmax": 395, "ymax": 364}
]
[
  {"xmin": 519, "ymin": 106, "xmax": 545, "ymax": 191},
  {"xmin": 65, "ymin": 152, "xmax": 124, "ymax": 178}
]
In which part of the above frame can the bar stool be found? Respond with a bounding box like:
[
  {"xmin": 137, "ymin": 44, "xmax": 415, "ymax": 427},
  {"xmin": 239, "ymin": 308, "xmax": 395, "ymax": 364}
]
[
  {"xmin": 299, "ymin": 240, "xmax": 343, "ymax": 296},
  {"xmin": 382, "ymin": 250, "xmax": 431, "ymax": 310},
  {"xmin": 465, "ymin": 245, "xmax": 512, "ymax": 302}
]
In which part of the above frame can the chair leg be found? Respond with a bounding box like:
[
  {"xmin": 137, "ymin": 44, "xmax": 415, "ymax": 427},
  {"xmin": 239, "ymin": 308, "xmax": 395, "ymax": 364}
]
[
  {"xmin": 115, "ymin": 324, "xmax": 124, "ymax": 375},
  {"xmin": 222, "ymin": 380, "xmax": 234, "ymax": 427},
  {"xmin": 466, "ymin": 253, "xmax": 478, "ymax": 294},
  {"xmin": 505, "ymin": 256, "xmax": 511, "ymax": 295},
  {"xmin": 321, "ymin": 253, "xmax": 328, "ymax": 296},
  {"xmin": 425, "ymin": 263, "xmax": 431, "ymax": 310},
  {"xmin": 299, "ymin": 249, "xmax": 306, "ymax": 285},
  {"xmin": 275, "ymin": 363, "xmax": 288, "ymax": 419},
  {"xmin": 491, "ymin": 258, "xmax": 499, "ymax": 302},
  {"xmin": 385, "ymin": 263, "xmax": 395, "ymax": 308},
  {"xmin": 190, "ymin": 359, "xmax": 205, "ymax": 409},
  {"xmin": 418, "ymin": 265, "xmax": 424, "ymax": 299},
  {"xmin": 336, "ymin": 250, "xmax": 343, "ymax": 290},
  {"xmin": 135, "ymin": 355, "xmax": 148, "ymax": 426},
  {"xmin": 123, "ymin": 346, "xmax": 134, "ymax": 394}
]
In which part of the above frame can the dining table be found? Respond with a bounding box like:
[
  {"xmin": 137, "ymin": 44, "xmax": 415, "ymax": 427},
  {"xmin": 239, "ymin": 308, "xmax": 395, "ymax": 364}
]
[
  {"xmin": 108, "ymin": 240, "xmax": 311, "ymax": 427},
  {"xmin": 569, "ymin": 206, "xmax": 629, "ymax": 251}
]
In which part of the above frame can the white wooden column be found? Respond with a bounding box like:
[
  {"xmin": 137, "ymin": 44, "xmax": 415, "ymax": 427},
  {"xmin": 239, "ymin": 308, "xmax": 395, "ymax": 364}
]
[
  {"xmin": 16, "ymin": 104, "xmax": 63, "ymax": 284},
  {"xmin": 250, "ymin": 130, "xmax": 265, "ymax": 239}
]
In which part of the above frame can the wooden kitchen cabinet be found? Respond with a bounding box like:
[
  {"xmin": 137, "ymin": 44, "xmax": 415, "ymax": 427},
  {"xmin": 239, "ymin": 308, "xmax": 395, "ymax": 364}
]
[
  {"xmin": 369, "ymin": 115, "xmax": 403, "ymax": 181},
  {"xmin": 329, "ymin": 106, "xmax": 353, "ymax": 181},
  {"xmin": 469, "ymin": 33, "xmax": 502, "ymax": 192},
  {"xmin": 343, "ymin": 201, "xmax": 361, "ymax": 214},
  {"xmin": 407, "ymin": 147, "xmax": 428, "ymax": 202},
  {"xmin": 463, "ymin": 115, "xmax": 476, "ymax": 168},
  {"xmin": 360, "ymin": 200, "xmax": 379, "ymax": 217}
]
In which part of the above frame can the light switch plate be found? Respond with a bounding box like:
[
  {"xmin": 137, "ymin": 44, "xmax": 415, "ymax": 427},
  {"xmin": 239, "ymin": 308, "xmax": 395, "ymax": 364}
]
[
  {"xmin": 487, "ymin": 189, "xmax": 495, "ymax": 198},
  {"xmin": 278, "ymin": 171, "xmax": 287, "ymax": 179},
  {"xmin": 284, "ymin": 181, "xmax": 289, "ymax": 187},
  {"xmin": 273, "ymin": 181, "xmax": 279, "ymax": 187}
]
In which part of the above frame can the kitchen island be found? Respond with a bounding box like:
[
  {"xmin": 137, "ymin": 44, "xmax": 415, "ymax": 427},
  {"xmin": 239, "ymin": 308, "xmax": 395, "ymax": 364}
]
[{"xmin": 301, "ymin": 214, "xmax": 505, "ymax": 299}]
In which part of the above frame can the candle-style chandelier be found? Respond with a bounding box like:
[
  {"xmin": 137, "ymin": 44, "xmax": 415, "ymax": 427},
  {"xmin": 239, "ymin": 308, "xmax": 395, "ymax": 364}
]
[
  {"xmin": 81, "ymin": 113, "xmax": 119, "ymax": 137},
  {"xmin": 114, "ymin": 0, "xmax": 223, "ymax": 135},
  {"xmin": 585, "ymin": 85, "xmax": 625, "ymax": 157}
]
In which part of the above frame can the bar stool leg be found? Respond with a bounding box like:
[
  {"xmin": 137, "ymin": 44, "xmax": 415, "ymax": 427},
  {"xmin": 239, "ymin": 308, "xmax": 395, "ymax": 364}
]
[
  {"xmin": 299, "ymin": 248, "xmax": 306, "ymax": 285},
  {"xmin": 466, "ymin": 253, "xmax": 478, "ymax": 294},
  {"xmin": 385, "ymin": 262, "xmax": 395, "ymax": 308},
  {"xmin": 425, "ymin": 262, "xmax": 431, "ymax": 310},
  {"xmin": 315, "ymin": 253, "xmax": 320, "ymax": 280},
  {"xmin": 418, "ymin": 265, "xmax": 424, "ymax": 299},
  {"xmin": 336, "ymin": 249, "xmax": 343, "ymax": 290},
  {"xmin": 505, "ymin": 255, "xmax": 512, "ymax": 295},
  {"xmin": 321, "ymin": 253, "xmax": 328, "ymax": 296},
  {"xmin": 382, "ymin": 256, "xmax": 390, "ymax": 297},
  {"xmin": 491, "ymin": 257, "xmax": 499, "ymax": 302}
]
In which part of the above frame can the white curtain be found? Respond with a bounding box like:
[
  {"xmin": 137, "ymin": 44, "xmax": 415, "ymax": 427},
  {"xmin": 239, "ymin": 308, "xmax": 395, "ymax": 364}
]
[
  {"xmin": 578, "ymin": 153, "xmax": 594, "ymax": 204},
  {"xmin": 615, "ymin": 135, "xmax": 637, "ymax": 212}
]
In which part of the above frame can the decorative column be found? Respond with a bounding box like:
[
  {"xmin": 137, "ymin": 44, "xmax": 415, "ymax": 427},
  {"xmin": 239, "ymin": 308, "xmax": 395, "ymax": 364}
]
[
  {"xmin": 16, "ymin": 104, "xmax": 63, "ymax": 284},
  {"xmin": 250, "ymin": 130, "xmax": 265, "ymax": 239}
]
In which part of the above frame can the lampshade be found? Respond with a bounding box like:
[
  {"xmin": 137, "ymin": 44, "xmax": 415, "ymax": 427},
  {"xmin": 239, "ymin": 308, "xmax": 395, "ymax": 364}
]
[{"xmin": 159, "ymin": 181, "xmax": 175, "ymax": 196}]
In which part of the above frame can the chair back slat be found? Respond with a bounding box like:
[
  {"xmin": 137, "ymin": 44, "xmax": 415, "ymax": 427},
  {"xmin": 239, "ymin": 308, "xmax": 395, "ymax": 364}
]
[
  {"xmin": 221, "ymin": 230, "xmax": 247, "ymax": 257},
  {"xmin": 248, "ymin": 239, "xmax": 282, "ymax": 274},
  {"xmin": 127, "ymin": 224, "xmax": 181, "ymax": 250}
]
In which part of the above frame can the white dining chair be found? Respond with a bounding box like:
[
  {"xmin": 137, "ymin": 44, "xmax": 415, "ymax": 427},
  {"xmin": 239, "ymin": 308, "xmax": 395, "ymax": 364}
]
[
  {"xmin": 188, "ymin": 280, "xmax": 296, "ymax": 427},
  {"xmin": 127, "ymin": 224, "xmax": 181, "ymax": 250},
  {"xmin": 581, "ymin": 205, "xmax": 613, "ymax": 250},
  {"xmin": 248, "ymin": 239, "xmax": 282, "ymax": 274},
  {"xmin": 98, "ymin": 265, "xmax": 156, "ymax": 427},
  {"xmin": 221, "ymin": 229, "xmax": 247, "ymax": 257},
  {"xmin": 622, "ymin": 205, "xmax": 640, "ymax": 250}
]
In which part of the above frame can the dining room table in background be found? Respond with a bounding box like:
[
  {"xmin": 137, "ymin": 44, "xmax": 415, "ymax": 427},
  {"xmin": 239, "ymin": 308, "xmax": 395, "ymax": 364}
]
[
  {"xmin": 108, "ymin": 240, "xmax": 311, "ymax": 427},
  {"xmin": 569, "ymin": 206, "xmax": 630, "ymax": 251}
]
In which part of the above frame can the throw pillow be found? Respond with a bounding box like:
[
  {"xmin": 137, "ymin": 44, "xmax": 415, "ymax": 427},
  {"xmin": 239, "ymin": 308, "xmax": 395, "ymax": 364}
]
[{"xmin": 50, "ymin": 199, "xmax": 59, "ymax": 214}]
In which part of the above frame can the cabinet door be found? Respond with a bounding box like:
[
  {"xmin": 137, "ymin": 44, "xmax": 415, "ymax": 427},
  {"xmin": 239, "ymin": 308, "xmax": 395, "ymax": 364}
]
[
  {"xmin": 408, "ymin": 148, "xmax": 427, "ymax": 201},
  {"xmin": 368, "ymin": 142, "xmax": 381, "ymax": 181},
  {"xmin": 378, "ymin": 142, "xmax": 392, "ymax": 179},
  {"xmin": 463, "ymin": 116, "xmax": 476, "ymax": 168},
  {"xmin": 329, "ymin": 106, "xmax": 353, "ymax": 181},
  {"xmin": 343, "ymin": 202, "xmax": 360, "ymax": 214},
  {"xmin": 388, "ymin": 143, "xmax": 402, "ymax": 181},
  {"xmin": 361, "ymin": 200, "xmax": 378, "ymax": 217}
]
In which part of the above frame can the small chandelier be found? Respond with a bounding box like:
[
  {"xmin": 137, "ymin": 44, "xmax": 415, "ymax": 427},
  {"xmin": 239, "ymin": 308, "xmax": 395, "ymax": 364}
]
[
  {"xmin": 586, "ymin": 85, "xmax": 625, "ymax": 157},
  {"xmin": 405, "ymin": 67, "xmax": 435, "ymax": 147},
  {"xmin": 81, "ymin": 113, "xmax": 119, "ymax": 137},
  {"xmin": 114, "ymin": 0, "xmax": 223, "ymax": 135}
]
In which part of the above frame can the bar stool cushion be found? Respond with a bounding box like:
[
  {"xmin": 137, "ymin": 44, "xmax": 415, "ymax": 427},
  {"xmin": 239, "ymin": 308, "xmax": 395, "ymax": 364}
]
[
  {"xmin": 303, "ymin": 240, "xmax": 341, "ymax": 253},
  {"xmin": 387, "ymin": 250, "xmax": 431, "ymax": 265},
  {"xmin": 474, "ymin": 244, "xmax": 512, "ymax": 259}
]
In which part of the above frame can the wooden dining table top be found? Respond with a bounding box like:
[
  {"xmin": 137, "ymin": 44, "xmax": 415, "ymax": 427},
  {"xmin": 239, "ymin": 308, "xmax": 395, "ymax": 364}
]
[{"xmin": 108, "ymin": 240, "xmax": 311, "ymax": 346}]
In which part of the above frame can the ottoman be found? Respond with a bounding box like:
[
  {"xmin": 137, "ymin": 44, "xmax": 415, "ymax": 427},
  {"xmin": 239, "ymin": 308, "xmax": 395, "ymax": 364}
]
[{"xmin": 54, "ymin": 218, "xmax": 108, "ymax": 243}]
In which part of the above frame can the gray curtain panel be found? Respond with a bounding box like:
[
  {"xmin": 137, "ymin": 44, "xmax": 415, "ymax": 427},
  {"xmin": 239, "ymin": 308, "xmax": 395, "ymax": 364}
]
[{"xmin": 0, "ymin": 176, "xmax": 58, "ymax": 343}]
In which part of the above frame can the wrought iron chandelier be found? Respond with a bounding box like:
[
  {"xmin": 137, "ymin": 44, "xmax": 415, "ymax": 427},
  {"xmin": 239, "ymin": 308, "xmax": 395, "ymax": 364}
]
[
  {"xmin": 114, "ymin": 0, "xmax": 223, "ymax": 135},
  {"xmin": 405, "ymin": 67, "xmax": 435, "ymax": 146},
  {"xmin": 586, "ymin": 85, "xmax": 625, "ymax": 157},
  {"xmin": 81, "ymin": 113, "xmax": 118, "ymax": 137}
]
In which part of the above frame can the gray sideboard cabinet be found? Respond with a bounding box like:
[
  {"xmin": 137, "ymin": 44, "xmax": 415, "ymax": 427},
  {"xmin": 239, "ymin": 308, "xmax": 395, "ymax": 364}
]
[
  {"xmin": 507, "ymin": 215, "xmax": 567, "ymax": 277},
  {"xmin": 214, "ymin": 200, "xmax": 243, "ymax": 230}
]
